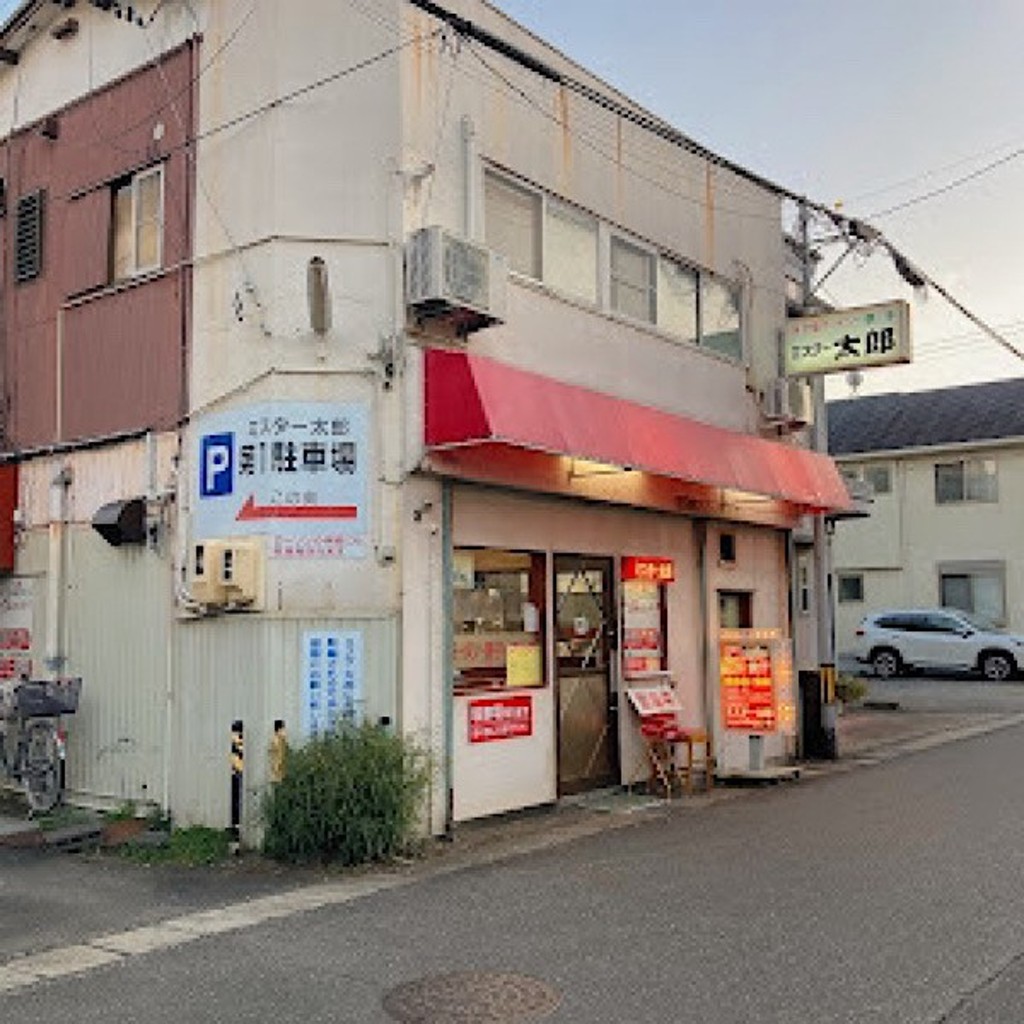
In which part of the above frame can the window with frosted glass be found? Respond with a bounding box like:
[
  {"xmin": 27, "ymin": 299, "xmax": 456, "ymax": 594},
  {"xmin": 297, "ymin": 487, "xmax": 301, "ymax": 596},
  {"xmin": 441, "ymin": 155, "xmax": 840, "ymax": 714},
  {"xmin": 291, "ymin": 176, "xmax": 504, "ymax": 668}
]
[
  {"xmin": 934, "ymin": 458, "xmax": 997, "ymax": 504},
  {"xmin": 940, "ymin": 564, "xmax": 1005, "ymax": 626},
  {"xmin": 700, "ymin": 276, "xmax": 742, "ymax": 361},
  {"xmin": 484, "ymin": 171, "xmax": 541, "ymax": 279},
  {"xmin": 544, "ymin": 199, "xmax": 597, "ymax": 304},
  {"xmin": 112, "ymin": 164, "xmax": 163, "ymax": 280},
  {"xmin": 657, "ymin": 258, "xmax": 698, "ymax": 342},
  {"xmin": 610, "ymin": 236, "xmax": 655, "ymax": 323}
]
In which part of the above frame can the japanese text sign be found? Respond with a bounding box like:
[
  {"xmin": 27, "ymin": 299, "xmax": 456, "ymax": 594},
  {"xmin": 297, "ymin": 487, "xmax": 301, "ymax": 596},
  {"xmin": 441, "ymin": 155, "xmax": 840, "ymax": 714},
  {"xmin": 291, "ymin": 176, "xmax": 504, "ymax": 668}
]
[
  {"xmin": 195, "ymin": 402, "xmax": 369, "ymax": 558},
  {"xmin": 621, "ymin": 556, "xmax": 675, "ymax": 583},
  {"xmin": 720, "ymin": 642, "xmax": 776, "ymax": 732},
  {"xmin": 301, "ymin": 630, "xmax": 363, "ymax": 739},
  {"xmin": 468, "ymin": 695, "xmax": 533, "ymax": 743},
  {"xmin": 785, "ymin": 300, "xmax": 911, "ymax": 376}
]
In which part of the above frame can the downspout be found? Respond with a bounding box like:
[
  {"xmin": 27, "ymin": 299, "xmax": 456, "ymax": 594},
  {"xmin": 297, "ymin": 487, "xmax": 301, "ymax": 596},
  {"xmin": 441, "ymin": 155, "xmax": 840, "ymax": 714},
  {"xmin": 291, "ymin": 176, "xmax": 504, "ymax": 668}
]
[
  {"xmin": 461, "ymin": 116, "xmax": 478, "ymax": 241},
  {"xmin": 441, "ymin": 478, "xmax": 454, "ymax": 838},
  {"xmin": 45, "ymin": 464, "xmax": 70, "ymax": 679},
  {"xmin": 695, "ymin": 519, "xmax": 713, "ymax": 741}
]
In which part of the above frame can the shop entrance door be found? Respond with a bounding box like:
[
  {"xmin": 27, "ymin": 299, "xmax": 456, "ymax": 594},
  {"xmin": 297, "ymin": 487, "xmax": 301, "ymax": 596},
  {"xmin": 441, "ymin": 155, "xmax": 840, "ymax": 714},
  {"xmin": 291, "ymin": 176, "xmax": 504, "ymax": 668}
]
[{"xmin": 554, "ymin": 555, "xmax": 619, "ymax": 795}]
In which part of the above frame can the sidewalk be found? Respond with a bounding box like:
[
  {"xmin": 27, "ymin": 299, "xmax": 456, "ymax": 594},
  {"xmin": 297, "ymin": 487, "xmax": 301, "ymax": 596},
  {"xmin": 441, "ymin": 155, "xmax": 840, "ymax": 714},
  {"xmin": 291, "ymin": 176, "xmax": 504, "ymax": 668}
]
[{"xmin": 4, "ymin": 705, "xmax": 1023, "ymax": 863}]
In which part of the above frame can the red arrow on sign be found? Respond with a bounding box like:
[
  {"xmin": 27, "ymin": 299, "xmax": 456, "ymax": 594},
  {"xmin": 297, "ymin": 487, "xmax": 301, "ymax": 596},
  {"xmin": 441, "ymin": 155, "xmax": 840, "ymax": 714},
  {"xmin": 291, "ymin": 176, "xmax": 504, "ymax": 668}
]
[{"xmin": 236, "ymin": 496, "xmax": 358, "ymax": 521}]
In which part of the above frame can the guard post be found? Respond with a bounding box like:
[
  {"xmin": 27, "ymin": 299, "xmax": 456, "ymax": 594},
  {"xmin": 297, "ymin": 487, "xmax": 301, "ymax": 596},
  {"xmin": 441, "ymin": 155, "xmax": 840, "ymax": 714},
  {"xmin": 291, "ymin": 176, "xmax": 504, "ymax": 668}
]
[{"xmin": 229, "ymin": 719, "xmax": 244, "ymax": 846}]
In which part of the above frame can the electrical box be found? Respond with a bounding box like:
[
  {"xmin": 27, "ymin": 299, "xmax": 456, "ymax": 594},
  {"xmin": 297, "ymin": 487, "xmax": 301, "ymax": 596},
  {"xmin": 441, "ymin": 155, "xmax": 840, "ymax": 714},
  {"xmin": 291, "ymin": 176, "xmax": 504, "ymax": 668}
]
[{"xmin": 405, "ymin": 226, "xmax": 507, "ymax": 335}]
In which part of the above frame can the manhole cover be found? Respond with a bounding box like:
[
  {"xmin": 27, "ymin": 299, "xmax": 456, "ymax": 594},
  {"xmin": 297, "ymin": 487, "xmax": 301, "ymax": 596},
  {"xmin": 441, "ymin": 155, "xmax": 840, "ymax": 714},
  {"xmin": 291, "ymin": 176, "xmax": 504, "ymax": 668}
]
[{"xmin": 383, "ymin": 970, "xmax": 561, "ymax": 1023}]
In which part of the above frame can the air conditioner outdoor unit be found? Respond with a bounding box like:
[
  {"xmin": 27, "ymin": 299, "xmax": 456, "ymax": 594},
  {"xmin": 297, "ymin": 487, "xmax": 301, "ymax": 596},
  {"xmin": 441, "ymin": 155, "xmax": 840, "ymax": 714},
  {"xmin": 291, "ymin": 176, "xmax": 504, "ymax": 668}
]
[
  {"xmin": 762, "ymin": 378, "xmax": 814, "ymax": 429},
  {"xmin": 405, "ymin": 226, "xmax": 507, "ymax": 335},
  {"xmin": 188, "ymin": 538, "xmax": 264, "ymax": 609},
  {"xmin": 189, "ymin": 540, "xmax": 227, "ymax": 606},
  {"xmin": 219, "ymin": 539, "xmax": 264, "ymax": 609}
]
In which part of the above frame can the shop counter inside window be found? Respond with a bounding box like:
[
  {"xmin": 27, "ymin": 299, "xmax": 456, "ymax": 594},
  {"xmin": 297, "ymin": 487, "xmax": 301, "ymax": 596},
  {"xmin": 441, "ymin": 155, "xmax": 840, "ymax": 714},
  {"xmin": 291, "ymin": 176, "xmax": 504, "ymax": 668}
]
[{"xmin": 452, "ymin": 548, "xmax": 546, "ymax": 691}]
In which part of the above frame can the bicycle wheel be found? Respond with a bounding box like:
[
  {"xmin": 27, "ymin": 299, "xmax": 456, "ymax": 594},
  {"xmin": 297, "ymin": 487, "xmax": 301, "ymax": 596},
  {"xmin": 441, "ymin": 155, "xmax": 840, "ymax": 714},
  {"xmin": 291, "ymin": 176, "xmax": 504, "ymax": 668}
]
[{"xmin": 22, "ymin": 719, "xmax": 60, "ymax": 814}]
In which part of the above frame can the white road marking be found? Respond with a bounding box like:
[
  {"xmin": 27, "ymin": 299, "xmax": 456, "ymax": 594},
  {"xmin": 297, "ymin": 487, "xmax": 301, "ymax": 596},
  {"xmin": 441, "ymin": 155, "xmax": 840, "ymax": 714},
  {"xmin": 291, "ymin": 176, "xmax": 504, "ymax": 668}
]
[{"xmin": 0, "ymin": 873, "xmax": 409, "ymax": 996}]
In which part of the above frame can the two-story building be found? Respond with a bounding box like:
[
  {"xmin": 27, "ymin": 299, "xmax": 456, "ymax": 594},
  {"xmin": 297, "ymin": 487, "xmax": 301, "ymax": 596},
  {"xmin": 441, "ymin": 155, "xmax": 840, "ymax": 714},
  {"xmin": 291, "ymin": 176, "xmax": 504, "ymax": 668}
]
[
  {"xmin": 829, "ymin": 378, "xmax": 1024, "ymax": 655},
  {"xmin": 0, "ymin": 0, "xmax": 848, "ymax": 835}
]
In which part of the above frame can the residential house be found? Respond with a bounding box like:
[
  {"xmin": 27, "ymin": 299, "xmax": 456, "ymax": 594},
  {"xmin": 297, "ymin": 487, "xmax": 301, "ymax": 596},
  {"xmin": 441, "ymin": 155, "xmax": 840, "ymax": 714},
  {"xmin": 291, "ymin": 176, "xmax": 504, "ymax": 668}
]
[{"xmin": 829, "ymin": 378, "xmax": 1024, "ymax": 655}]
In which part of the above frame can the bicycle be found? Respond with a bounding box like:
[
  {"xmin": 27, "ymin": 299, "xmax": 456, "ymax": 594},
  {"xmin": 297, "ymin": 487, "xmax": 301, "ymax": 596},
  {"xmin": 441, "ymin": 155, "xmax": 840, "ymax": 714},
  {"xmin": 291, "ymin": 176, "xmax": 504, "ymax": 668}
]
[{"xmin": 0, "ymin": 677, "xmax": 82, "ymax": 814}]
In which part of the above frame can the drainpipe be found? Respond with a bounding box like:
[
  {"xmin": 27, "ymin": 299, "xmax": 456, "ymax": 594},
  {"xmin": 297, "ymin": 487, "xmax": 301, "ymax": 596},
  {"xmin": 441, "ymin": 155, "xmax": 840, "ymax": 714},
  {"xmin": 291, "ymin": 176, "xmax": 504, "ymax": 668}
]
[
  {"xmin": 695, "ymin": 519, "xmax": 713, "ymax": 741},
  {"xmin": 441, "ymin": 479, "xmax": 455, "ymax": 838},
  {"xmin": 461, "ymin": 116, "xmax": 478, "ymax": 241},
  {"xmin": 45, "ymin": 464, "xmax": 71, "ymax": 679}
]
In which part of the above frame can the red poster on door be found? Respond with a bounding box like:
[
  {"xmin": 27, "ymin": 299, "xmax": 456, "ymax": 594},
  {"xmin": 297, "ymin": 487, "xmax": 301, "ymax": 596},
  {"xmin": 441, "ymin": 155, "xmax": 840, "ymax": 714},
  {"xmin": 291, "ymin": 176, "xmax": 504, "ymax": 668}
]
[{"xmin": 468, "ymin": 695, "xmax": 533, "ymax": 743}]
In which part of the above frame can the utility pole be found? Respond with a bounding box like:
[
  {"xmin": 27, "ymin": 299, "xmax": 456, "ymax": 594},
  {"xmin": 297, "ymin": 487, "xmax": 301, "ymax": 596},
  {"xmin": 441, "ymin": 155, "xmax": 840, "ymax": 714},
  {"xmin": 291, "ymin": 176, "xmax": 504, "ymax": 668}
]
[{"xmin": 800, "ymin": 200, "xmax": 838, "ymax": 758}]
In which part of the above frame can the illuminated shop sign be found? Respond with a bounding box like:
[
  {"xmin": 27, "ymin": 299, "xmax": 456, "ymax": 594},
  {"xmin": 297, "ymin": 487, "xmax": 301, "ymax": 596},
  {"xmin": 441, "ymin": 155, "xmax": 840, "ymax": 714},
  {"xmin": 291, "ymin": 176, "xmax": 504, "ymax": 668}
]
[{"xmin": 621, "ymin": 556, "xmax": 675, "ymax": 582}]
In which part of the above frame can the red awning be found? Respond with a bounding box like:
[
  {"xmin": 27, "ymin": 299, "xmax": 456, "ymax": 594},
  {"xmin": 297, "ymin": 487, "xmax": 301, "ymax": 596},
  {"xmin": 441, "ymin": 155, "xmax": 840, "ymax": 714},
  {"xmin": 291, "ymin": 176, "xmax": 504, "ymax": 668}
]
[{"xmin": 424, "ymin": 349, "xmax": 852, "ymax": 514}]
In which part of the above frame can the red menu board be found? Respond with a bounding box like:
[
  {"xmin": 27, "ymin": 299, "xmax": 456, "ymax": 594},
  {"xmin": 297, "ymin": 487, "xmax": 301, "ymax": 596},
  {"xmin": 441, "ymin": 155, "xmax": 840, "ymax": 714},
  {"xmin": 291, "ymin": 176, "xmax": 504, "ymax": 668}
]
[
  {"xmin": 720, "ymin": 643, "xmax": 776, "ymax": 731},
  {"xmin": 468, "ymin": 695, "xmax": 533, "ymax": 743}
]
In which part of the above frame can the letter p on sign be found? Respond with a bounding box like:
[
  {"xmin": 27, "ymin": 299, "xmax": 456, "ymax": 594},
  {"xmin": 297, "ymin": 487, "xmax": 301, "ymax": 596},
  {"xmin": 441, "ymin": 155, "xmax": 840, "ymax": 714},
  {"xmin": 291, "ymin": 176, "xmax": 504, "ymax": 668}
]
[{"xmin": 201, "ymin": 433, "xmax": 234, "ymax": 497}]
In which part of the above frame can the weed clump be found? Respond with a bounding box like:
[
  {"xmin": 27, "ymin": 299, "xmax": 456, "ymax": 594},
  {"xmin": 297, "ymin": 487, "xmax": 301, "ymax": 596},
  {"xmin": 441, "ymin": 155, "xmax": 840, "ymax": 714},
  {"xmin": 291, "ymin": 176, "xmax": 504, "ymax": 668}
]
[{"xmin": 262, "ymin": 723, "xmax": 429, "ymax": 867}]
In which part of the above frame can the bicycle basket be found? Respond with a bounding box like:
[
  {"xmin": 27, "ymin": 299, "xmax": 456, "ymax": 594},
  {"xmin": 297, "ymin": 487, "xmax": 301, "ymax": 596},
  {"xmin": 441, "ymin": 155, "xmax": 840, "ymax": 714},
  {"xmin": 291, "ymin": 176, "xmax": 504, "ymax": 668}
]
[{"xmin": 1, "ymin": 677, "xmax": 82, "ymax": 718}]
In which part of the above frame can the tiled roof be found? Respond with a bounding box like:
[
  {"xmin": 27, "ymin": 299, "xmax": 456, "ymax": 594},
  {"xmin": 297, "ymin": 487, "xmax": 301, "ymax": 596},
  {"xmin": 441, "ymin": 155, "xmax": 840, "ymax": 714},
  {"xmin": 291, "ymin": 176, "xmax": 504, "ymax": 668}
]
[{"xmin": 828, "ymin": 377, "xmax": 1024, "ymax": 456}]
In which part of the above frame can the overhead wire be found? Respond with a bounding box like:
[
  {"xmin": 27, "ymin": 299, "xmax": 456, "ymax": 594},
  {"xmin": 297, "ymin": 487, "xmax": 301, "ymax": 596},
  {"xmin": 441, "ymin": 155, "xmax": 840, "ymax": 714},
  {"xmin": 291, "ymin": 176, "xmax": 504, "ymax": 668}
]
[{"xmin": 868, "ymin": 144, "xmax": 1024, "ymax": 220}]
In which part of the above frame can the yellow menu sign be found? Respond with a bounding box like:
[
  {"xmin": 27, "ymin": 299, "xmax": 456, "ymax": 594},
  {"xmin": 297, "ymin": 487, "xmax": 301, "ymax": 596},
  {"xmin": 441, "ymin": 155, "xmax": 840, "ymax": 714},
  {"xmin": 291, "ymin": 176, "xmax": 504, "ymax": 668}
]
[{"xmin": 506, "ymin": 644, "xmax": 543, "ymax": 687}]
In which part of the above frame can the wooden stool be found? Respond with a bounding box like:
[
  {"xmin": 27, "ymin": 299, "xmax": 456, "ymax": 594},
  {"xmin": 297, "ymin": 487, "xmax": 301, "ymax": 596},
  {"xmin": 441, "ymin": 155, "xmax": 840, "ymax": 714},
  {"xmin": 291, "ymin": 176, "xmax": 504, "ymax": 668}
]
[{"xmin": 674, "ymin": 729, "xmax": 715, "ymax": 794}]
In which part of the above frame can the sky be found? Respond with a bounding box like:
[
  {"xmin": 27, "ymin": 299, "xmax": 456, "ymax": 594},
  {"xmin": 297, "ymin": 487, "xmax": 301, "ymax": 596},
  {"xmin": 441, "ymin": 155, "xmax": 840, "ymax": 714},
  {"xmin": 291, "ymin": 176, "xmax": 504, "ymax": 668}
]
[
  {"xmin": 2, "ymin": 0, "xmax": 1022, "ymax": 397},
  {"xmin": 487, "ymin": 0, "xmax": 1024, "ymax": 398}
]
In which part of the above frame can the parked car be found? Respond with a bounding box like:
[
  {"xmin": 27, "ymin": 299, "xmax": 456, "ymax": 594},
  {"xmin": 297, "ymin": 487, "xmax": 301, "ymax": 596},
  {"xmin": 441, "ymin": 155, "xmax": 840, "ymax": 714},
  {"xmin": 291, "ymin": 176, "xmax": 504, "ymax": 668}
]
[{"xmin": 853, "ymin": 609, "xmax": 1024, "ymax": 681}]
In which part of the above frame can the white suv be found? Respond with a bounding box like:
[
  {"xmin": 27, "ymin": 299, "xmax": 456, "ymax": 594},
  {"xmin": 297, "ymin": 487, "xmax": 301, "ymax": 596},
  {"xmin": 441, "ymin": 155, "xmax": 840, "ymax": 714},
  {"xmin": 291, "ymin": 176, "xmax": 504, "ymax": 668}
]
[{"xmin": 853, "ymin": 609, "xmax": 1024, "ymax": 682}]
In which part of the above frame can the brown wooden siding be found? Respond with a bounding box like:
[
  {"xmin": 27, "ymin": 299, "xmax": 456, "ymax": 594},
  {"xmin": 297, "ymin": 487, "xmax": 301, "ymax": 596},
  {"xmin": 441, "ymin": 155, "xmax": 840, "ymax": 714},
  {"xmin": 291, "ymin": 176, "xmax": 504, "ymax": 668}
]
[{"xmin": 0, "ymin": 42, "xmax": 194, "ymax": 451}]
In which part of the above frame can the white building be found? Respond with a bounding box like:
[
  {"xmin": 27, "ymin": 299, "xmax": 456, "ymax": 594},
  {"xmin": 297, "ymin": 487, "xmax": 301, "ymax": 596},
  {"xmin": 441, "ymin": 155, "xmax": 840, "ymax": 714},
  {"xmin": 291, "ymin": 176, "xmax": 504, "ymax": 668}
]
[
  {"xmin": 829, "ymin": 378, "xmax": 1024, "ymax": 655},
  {"xmin": 0, "ymin": 0, "xmax": 848, "ymax": 836}
]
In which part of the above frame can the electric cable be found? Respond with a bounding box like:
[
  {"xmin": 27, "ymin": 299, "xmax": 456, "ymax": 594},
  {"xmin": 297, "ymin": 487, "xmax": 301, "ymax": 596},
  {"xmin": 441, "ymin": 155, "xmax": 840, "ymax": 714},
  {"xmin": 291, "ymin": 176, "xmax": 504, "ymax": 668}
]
[{"xmin": 869, "ymin": 144, "xmax": 1024, "ymax": 220}]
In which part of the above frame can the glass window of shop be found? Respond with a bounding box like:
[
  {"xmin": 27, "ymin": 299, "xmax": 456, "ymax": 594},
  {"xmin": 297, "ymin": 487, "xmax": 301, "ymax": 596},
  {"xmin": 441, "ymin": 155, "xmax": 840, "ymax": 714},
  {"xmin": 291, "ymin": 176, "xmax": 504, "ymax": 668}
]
[{"xmin": 452, "ymin": 548, "xmax": 546, "ymax": 690}]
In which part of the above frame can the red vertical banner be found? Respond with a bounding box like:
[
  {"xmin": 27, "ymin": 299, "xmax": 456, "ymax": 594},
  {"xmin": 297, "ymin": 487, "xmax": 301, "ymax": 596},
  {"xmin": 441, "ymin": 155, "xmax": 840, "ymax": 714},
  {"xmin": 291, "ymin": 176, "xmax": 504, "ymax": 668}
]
[{"xmin": 0, "ymin": 463, "xmax": 16, "ymax": 573}]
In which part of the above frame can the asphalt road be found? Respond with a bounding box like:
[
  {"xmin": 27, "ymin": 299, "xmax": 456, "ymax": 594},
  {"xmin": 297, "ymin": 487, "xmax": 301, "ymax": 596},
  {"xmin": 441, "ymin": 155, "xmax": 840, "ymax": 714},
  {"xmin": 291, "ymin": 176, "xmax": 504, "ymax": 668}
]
[{"xmin": 5, "ymin": 711, "xmax": 1024, "ymax": 1022}]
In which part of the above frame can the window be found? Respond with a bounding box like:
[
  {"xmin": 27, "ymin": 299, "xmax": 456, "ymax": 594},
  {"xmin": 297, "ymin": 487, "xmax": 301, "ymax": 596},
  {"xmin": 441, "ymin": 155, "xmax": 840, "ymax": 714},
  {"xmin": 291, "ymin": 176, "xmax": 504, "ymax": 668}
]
[
  {"xmin": 484, "ymin": 171, "xmax": 541, "ymax": 279},
  {"xmin": 863, "ymin": 464, "xmax": 891, "ymax": 495},
  {"xmin": 14, "ymin": 189, "xmax": 45, "ymax": 283},
  {"xmin": 610, "ymin": 236, "xmax": 656, "ymax": 323},
  {"xmin": 657, "ymin": 258, "xmax": 698, "ymax": 343},
  {"xmin": 544, "ymin": 198, "xmax": 597, "ymax": 304},
  {"xmin": 718, "ymin": 590, "xmax": 752, "ymax": 629},
  {"xmin": 719, "ymin": 533, "xmax": 736, "ymax": 564},
  {"xmin": 841, "ymin": 462, "xmax": 892, "ymax": 496},
  {"xmin": 797, "ymin": 555, "xmax": 811, "ymax": 614},
  {"xmin": 934, "ymin": 457, "xmax": 997, "ymax": 504},
  {"xmin": 452, "ymin": 548, "xmax": 546, "ymax": 689},
  {"xmin": 837, "ymin": 574, "xmax": 864, "ymax": 603},
  {"xmin": 700, "ymin": 275, "xmax": 742, "ymax": 361},
  {"xmin": 940, "ymin": 563, "xmax": 1005, "ymax": 626},
  {"xmin": 112, "ymin": 165, "xmax": 164, "ymax": 280}
]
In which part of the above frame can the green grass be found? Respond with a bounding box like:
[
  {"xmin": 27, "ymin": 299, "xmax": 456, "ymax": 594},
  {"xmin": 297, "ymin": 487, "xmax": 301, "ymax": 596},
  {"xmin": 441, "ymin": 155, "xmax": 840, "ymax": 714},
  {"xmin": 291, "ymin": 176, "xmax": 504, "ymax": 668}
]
[{"xmin": 121, "ymin": 826, "xmax": 230, "ymax": 866}]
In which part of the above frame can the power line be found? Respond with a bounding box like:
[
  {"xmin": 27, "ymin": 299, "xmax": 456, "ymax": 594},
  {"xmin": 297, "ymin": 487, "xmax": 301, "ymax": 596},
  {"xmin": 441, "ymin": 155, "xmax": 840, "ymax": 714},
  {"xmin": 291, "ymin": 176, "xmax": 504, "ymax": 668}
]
[{"xmin": 869, "ymin": 144, "xmax": 1024, "ymax": 219}]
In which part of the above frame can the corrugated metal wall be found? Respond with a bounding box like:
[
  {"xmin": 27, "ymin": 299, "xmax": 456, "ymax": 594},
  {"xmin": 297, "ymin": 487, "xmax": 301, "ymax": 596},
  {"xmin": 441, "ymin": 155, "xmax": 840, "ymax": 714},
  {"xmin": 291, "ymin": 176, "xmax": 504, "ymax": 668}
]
[
  {"xmin": 62, "ymin": 528, "xmax": 172, "ymax": 807},
  {"xmin": 171, "ymin": 615, "xmax": 399, "ymax": 832}
]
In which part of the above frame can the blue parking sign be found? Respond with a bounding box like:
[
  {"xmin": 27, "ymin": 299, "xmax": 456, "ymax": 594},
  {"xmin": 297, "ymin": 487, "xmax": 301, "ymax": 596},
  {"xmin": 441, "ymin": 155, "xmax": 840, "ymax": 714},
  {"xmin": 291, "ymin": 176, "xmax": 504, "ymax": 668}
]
[{"xmin": 200, "ymin": 433, "xmax": 234, "ymax": 497}]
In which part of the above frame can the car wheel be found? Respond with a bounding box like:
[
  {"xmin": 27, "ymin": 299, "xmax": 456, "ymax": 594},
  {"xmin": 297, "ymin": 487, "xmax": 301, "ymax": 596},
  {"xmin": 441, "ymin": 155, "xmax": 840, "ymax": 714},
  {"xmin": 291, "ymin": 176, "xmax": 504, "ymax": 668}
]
[
  {"xmin": 981, "ymin": 652, "xmax": 1015, "ymax": 683},
  {"xmin": 872, "ymin": 648, "xmax": 901, "ymax": 679}
]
